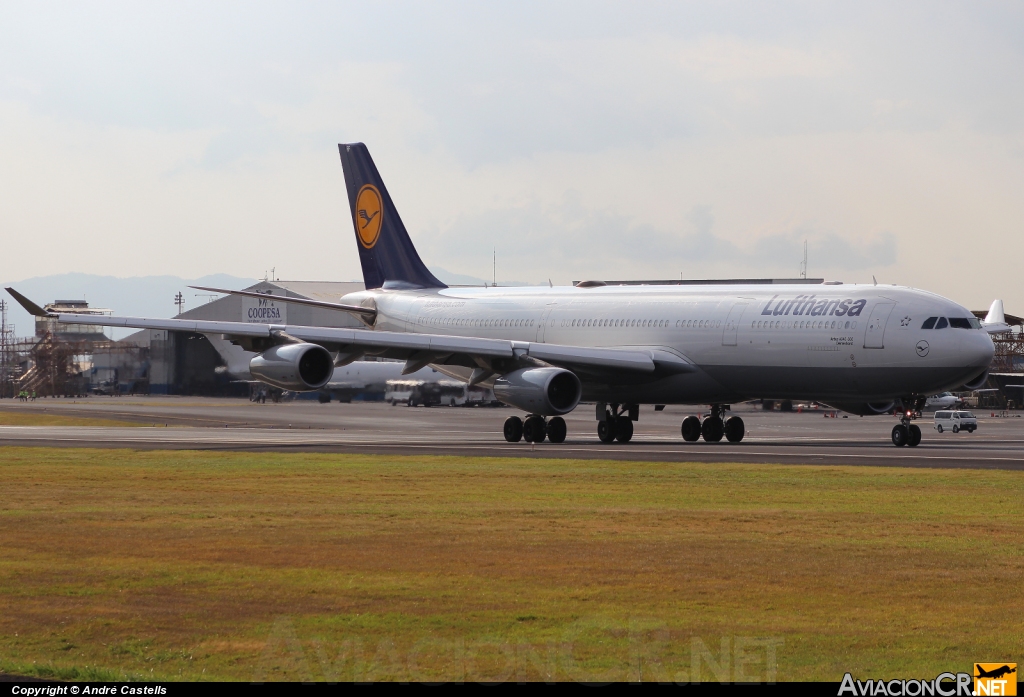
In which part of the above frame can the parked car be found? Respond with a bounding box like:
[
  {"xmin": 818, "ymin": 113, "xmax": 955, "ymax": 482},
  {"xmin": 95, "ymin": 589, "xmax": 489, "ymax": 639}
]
[{"xmin": 933, "ymin": 410, "xmax": 978, "ymax": 434}]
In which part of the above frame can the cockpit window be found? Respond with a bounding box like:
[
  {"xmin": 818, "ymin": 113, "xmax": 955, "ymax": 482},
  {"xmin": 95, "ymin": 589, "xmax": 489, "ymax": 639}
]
[
  {"xmin": 921, "ymin": 317, "xmax": 937, "ymax": 329},
  {"xmin": 935, "ymin": 317, "xmax": 948, "ymax": 329},
  {"xmin": 968, "ymin": 317, "xmax": 982, "ymax": 329},
  {"xmin": 948, "ymin": 318, "xmax": 974, "ymax": 329}
]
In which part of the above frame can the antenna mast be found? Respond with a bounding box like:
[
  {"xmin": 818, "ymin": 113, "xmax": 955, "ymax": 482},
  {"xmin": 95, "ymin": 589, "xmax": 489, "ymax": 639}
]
[
  {"xmin": 492, "ymin": 247, "xmax": 496, "ymax": 287},
  {"xmin": 800, "ymin": 240, "xmax": 808, "ymax": 279}
]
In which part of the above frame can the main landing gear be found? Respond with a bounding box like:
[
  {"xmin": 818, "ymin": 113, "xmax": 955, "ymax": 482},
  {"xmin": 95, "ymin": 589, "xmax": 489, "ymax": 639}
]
[
  {"xmin": 503, "ymin": 415, "xmax": 567, "ymax": 444},
  {"xmin": 597, "ymin": 403, "xmax": 637, "ymax": 443},
  {"xmin": 681, "ymin": 405, "xmax": 745, "ymax": 443},
  {"xmin": 891, "ymin": 399, "xmax": 924, "ymax": 447}
]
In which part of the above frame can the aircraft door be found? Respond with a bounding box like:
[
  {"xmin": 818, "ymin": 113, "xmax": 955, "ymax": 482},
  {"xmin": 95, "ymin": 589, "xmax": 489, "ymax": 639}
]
[
  {"xmin": 722, "ymin": 302, "xmax": 748, "ymax": 346},
  {"xmin": 863, "ymin": 302, "xmax": 896, "ymax": 349},
  {"xmin": 536, "ymin": 307, "xmax": 554, "ymax": 343}
]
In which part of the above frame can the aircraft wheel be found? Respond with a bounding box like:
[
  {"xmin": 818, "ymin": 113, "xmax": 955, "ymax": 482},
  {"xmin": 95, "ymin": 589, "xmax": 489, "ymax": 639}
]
[
  {"xmin": 907, "ymin": 424, "xmax": 922, "ymax": 447},
  {"xmin": 503, "ymin": 416, "xmax": 523, "ymax": 443},
  {"xmin": 524, "ymin": 415, "xmax": 547, "ymax": 443},
  {"xmin": 701, "ymin": 416, "xmax": 724, "ymax": 442},
  {"xmin": 597, "ymin": 419, "xmax": 615, "ymax": 443},
  {"xmin": 724, "ymin": 416, "xmax": 745, "ymax": 443},
  {"xmin": 681, "ymin": 416, "xmax": 701, "ymax": 442},
  {"xmin": 614, "ymin": 416, "xmax": 633, "ymax": 443},
  {"xmin": 546, "ymin": 416, "xmax": 567, "ymax": 444},
  {"xmin": 891, "ymin": 424, "xmax": 909, "ymax": 447},
  {"xmin": 936, "ymin": 424, "xmax": 943, "ymax": 433}
]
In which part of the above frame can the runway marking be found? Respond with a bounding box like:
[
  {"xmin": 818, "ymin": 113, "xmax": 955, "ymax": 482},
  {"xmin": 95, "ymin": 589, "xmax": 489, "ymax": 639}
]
[{"xmin": 4, "ymin": 434, "xmax": 1023, "ymax": 466}]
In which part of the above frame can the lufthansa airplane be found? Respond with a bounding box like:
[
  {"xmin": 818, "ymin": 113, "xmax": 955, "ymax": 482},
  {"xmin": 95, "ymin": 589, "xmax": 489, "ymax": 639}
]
[{"xmin": 6, "ymin": 143, "xmax": 995, "ymax": 447}]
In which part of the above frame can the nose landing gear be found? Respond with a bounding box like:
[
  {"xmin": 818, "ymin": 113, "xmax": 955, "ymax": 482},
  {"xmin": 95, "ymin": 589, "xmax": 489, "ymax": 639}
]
[
  {"xmin": 681, "ymin": 405, "xmax": 744, "ymax": 443},
  {"xmin": 891, "ymin": 398, "xmax": 924, "ymax": 447}
]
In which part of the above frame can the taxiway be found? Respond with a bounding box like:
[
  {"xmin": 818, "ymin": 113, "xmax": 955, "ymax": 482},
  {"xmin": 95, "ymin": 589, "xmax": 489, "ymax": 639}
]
[{"xmin": 1, "ymin": 397, "xmax": 1022, "ymax": 469}]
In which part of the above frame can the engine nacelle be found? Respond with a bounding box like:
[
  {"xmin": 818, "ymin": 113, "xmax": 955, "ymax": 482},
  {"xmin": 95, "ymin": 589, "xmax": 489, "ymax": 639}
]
[
  {"xmin": 825, "ymin": 401, "xmax": 896, "ymax": 416},
  {"xmin": 960, "ymin": 370, "xmax": 989, "ymax": 391},
  {"xmin": 493, "ymin": 367, "xmax": 582, "ymax": 416},
  {"xmin": 249, "ymin": 343, "xmax": 334, "ymax": 391}
]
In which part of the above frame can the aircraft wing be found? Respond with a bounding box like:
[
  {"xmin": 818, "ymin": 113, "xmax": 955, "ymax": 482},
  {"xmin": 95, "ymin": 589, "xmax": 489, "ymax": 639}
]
[{"xmin": 41, "ymin": 310, "xmax": 694, "ymax": 376}]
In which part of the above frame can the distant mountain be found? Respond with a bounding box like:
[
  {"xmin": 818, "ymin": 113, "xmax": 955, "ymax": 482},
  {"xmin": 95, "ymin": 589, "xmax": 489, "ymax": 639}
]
[{"xmin": 1, "ymin": 273, "xmax": 257, "ymax": 339}]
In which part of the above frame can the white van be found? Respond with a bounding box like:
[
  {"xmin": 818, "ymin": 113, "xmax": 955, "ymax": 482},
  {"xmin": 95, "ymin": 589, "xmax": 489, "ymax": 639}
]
[{"xmin": 933, "ymin": 411, "xmax": 978, "ymax": 434}]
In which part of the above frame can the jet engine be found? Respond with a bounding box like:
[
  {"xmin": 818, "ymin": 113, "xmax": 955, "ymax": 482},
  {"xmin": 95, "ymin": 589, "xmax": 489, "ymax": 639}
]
[
  {"xmin": 825, "ymin": 401, "xmax": 896, "ymax": 416},
  {"xmin": 492, "ymin": 367, "xmax": 582, "ymax": 416},
  {"xmin": 249, "ymin": 343, "xmax": 334, "ymax": 390},
  {"xmin": 960, "ymin": 370, "xmax": 989, "ymax": 391}
]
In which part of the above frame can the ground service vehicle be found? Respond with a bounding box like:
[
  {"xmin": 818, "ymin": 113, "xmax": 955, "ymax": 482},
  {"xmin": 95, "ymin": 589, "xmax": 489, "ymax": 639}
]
[{"xmin": 933, "ymin": 410, "xmax": 978, "ymax": 434}]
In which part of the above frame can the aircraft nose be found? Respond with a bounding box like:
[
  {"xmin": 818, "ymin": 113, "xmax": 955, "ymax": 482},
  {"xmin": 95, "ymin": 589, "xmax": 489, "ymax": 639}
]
[{"xmin": 965, "ymin": 330, "xmax": 995, "ymax": 369}]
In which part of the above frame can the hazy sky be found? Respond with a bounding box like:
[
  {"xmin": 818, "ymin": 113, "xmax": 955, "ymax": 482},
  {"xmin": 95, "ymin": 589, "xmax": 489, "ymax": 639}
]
[{"xmin": 1, "ymin": 2, "xmax": 1022, "ymax": 311}]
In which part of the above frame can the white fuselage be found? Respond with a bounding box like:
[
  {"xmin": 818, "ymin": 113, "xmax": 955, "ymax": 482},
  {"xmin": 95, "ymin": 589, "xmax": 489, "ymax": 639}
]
[
  {"xmin": 924, "ymin": 393, "xmax": 961, "ymax": 410},
  {"xmin": 340, "ymin": 283, "xmax": 994, "ymax": 406}
]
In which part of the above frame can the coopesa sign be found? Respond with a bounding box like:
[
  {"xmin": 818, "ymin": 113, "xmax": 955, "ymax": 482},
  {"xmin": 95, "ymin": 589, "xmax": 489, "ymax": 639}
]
[
  {"xmin": 242, "ymin": 293, "xmax": 287, "ymax": 324},
  {"xmin": 761, "ymin": 294, "xmax": 867, "ymax": 318}
]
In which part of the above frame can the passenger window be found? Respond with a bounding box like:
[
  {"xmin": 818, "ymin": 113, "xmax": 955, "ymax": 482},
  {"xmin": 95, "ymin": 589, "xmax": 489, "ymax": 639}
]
[{"xmin": 935, "ymin": 317, "xmax": 948, "ymax": 329}]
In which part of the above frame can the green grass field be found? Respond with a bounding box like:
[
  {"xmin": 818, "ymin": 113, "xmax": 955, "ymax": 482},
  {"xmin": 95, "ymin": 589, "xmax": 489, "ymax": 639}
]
[{"xmin": 0, "ymin": 446, "xmax": 1020, "ymax": 682}]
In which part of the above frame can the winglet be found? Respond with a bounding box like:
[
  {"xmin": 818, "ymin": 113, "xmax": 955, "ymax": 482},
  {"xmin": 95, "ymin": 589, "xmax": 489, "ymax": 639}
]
[{"xmin": 4, "ymin": 287, "xmax": 52, "ymax": 317}]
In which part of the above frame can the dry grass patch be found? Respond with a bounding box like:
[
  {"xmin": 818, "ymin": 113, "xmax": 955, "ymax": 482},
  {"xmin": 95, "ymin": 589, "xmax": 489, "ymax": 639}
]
[
  {"xmin": 0, "ymin": 447, "xmax": 1020, "ymax": 682},
  {"xmin": 0, "ymin": 411, "xmax": 148, "ymax": 427}
]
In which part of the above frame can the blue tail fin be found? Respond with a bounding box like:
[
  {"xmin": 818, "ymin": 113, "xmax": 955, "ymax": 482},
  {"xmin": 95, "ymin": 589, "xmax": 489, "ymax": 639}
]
[{"xmin": 338, "ymin": 143, "xmax": 446, "ymax": 290}]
